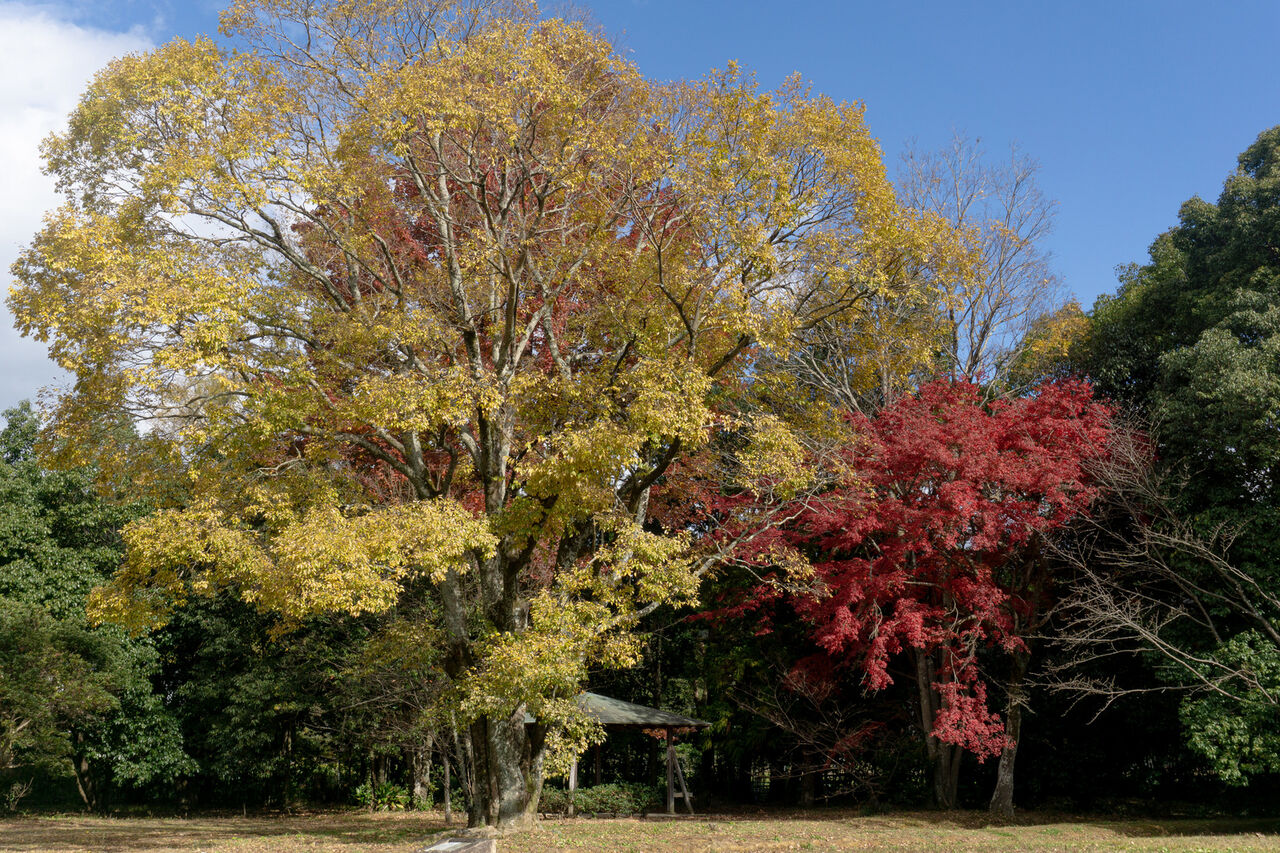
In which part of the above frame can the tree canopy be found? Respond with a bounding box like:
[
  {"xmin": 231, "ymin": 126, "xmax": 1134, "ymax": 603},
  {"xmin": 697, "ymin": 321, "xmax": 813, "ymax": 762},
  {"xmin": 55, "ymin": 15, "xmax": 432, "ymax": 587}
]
[
  {"xmin": 9, "ymin": 0, "xmax": 964, "ymax": 827},
  {"xmin": 20, "ymin": 0, "xmax": 1276, "ymax": 827}
]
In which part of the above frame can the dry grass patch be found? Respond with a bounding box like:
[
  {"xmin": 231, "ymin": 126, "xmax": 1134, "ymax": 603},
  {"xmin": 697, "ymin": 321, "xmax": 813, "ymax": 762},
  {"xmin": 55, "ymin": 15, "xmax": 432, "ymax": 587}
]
[{"xmin": 1, "ymin": 809, "xmax": 1279, "ymax": 852}]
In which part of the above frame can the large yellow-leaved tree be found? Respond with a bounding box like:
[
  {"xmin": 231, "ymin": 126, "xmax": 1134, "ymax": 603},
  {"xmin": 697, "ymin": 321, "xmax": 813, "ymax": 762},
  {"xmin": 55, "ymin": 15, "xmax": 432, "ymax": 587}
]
[{"xmin": 10, "ymin": 0, "xmax": 959, "ymax": 827}]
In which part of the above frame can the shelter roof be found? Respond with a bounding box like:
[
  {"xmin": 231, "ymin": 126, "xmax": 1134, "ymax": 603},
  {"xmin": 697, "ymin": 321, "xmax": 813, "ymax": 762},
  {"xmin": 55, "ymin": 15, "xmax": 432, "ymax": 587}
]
[
  {"xmin": 579, "ymin": 692, "xmax": 710, "ymax": 729},
  {"xmin": 524, "ymin": 692, "xmax": 710, "ymax": 729}
]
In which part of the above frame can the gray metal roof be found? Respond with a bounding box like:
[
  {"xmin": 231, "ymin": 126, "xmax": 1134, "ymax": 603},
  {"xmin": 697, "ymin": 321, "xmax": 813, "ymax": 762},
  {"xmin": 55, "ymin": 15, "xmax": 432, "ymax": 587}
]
[
  {"xmin": 579, "ymin": 692, "xmax": 710, "ymax": 728},
  {"xmin": 524, "ymin": 692, "xmax": 710, "ymax": 729}
]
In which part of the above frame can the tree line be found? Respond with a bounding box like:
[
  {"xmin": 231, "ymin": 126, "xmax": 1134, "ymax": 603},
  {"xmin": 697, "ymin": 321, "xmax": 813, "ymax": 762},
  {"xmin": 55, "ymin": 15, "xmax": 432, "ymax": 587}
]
[{"xmin": 4, "ymin": 0, "xmax": 1280, "ymax": 827}]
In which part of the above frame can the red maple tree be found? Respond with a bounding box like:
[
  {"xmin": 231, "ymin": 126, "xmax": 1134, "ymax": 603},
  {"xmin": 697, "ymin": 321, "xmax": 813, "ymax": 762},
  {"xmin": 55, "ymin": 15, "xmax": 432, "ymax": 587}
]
[{"xmin": 720, "ymin": 378, "xmax": 1113, "ymax": 806}]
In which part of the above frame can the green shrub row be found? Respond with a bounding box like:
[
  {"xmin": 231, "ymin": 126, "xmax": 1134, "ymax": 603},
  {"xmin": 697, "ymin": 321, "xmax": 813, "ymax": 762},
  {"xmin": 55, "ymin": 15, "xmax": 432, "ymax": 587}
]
[{"xmin": 538, "ymin": 782, "xmax": 664, "ymax": 814}]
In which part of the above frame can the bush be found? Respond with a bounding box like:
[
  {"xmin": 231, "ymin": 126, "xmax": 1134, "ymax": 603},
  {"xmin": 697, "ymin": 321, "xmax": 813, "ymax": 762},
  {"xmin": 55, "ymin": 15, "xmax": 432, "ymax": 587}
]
[
  {"xmin": 538, "ymin": 786, "xmax": 569, "ymax": 813},
  {"xmin": 538, "ymin": 782, "xmax": 663, "ymax": 815},
  {"xmin": 353, "ymin": 781, "xmax": 409, "ymax": 811},
  {"xmin": 3, "ymin": 779, "xmax": 32, "ymax": 813}
]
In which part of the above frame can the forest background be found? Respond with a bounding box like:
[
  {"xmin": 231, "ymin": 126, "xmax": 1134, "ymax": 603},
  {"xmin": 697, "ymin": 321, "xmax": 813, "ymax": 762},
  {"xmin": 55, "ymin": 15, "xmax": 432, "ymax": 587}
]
[{"xmin": 3, "ymin": 0, "xmax": 1280, "ymax": 833}]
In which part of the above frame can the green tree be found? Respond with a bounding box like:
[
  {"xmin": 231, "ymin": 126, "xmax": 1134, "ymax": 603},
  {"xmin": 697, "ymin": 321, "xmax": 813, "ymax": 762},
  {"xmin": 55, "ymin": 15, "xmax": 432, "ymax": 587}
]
[
  {"xmin": 0, "ymin": 404, "xmax": 191, "ymax": 811},
  {"xmin": 0, "ymin": 600, "xmax": 117, "ymax": 800},
  {"xmin": 157, "ymin": 595, "xmax": 353, "ymax": 808},
  {"xmin": 1072, "ymin": 125, "xmax": 1280, "ymax": 785},
  {"xmin": 1084, "ymin": 126, "xmax": 1280, "ymax": 441}
]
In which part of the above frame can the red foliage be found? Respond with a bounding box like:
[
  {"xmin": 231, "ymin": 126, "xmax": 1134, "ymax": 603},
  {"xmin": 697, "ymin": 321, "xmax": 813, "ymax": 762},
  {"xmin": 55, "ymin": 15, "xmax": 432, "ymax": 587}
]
[{"xmin": 785, "ymin": 379, "xmax": 1113, "ymax": 758}]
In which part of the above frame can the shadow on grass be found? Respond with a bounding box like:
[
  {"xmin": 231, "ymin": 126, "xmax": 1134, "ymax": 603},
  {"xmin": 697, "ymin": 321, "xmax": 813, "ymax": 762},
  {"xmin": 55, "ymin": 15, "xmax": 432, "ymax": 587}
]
[
  {"xmin": 2, "ymin": 808, "xmax": 1278, "ymax": 851},
  {"xmin": 632, "ymin": 806, "xmax": 1280, "ymax": 838},
  {"xmin": 0, "ymin": 811, "xmax": 450, "ymax": 851}
]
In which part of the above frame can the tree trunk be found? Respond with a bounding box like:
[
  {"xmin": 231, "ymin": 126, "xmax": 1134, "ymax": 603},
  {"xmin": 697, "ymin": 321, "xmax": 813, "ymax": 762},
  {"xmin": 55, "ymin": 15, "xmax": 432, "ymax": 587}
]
[
  {"xmin": 282, "ymin": 725, "xmax": 296, "ymax": 812},
  {"xmin": 466, "ymin": 710, "xmax": 546, "ymax": 829},
  {"xmin": 439, "ymin": 541, "xmax": 552, "ymax": 829},
  {"xmin": 800, "ymin": 766, "xmax": 818, "ymax": 808},
  {"xmin": 989, "ymin": 650, "xmax": 1030, "ymax": 819},
  {"xmin": 410, "ymin": 740, "xmax": 432, "ymax": 810},
  {"xmin": 442, "ymin": 747, "xmax": 453, "ymax": 826},
  {"xmin": 914, "ymin": 648, "xmax": 962, "ymax": 809},
  {"xmin": 71, "ymin": 731, "xmax": 105, "ymax": 813}
]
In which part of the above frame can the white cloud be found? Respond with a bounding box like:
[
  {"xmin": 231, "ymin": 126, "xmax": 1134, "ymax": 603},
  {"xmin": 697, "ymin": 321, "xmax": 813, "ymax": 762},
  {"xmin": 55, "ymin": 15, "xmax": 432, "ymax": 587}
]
[{"xmin": 0, "ymin": 3, "xmax": 152, "ymax": 411}]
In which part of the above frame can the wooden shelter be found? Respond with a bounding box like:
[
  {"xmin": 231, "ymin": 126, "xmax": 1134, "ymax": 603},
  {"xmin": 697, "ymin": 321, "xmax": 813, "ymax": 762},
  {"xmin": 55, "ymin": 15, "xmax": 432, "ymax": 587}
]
[{"xmin": 542, "ymin": 692, "xmax": 710, "ymax": 815}]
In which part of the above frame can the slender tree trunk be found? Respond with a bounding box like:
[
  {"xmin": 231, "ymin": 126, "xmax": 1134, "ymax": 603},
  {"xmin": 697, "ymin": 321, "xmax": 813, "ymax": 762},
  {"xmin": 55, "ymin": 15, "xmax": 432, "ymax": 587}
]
[
  {"xmin": 71, "ymin": 732, "xmax": 105, "ymax": 813},
  {"xmin": 442, "ymin": 746, "xmax": 453, "ymax": 826},
  {"xmin": 283, "ymin": 724, "xmax": 296, "ymax": 812},
  {"xmin": 648, "ymin": 633, "xmax": 662, "ymax": 787},
  {"xmin": 451, "ymin": 720, "xmax": 479, "ymax": 827},
  {"xmin": 989, "ymin": 650, "xmax": 1030, "ymax": 818}
]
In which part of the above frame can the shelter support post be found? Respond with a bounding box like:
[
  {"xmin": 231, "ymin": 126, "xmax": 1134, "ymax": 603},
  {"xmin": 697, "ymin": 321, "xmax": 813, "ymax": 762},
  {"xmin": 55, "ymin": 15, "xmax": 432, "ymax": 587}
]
[
  {"xmin": 666, "ymin": 729, "xmax": 675, "ymax": 815},
  {"xmin": 673, "ymin": 748, "xmax": 694, "ymax": 815}
]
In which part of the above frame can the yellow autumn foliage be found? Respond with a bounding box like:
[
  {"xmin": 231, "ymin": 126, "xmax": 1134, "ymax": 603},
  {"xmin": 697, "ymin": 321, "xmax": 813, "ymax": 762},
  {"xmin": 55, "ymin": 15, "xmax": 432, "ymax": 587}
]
[{"xmin": 10, "ymin": 0, "xmax": 968, "ymax": 821}]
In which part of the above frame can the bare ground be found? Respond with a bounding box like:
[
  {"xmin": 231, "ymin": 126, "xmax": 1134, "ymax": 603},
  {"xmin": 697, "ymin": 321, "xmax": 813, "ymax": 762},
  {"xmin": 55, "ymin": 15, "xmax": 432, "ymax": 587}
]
[{"xmin": 2, "ymin": 809, "xmax": 1279, "ymax": 852}]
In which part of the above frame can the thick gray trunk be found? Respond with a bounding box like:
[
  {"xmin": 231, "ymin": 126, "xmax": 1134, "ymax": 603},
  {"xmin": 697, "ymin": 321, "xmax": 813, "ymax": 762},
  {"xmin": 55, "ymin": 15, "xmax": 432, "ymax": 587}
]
[
  {"xmin": 467, "ymin": 710, "xmax": 546, "ymax": 829},
  {"xmin": 439, "ymin": 419, "xmax": 554, "ymax": 829},
  {"xmin": 410, "ymin": 742, "xmax": 432, "ymax": 810},
  {"xmin": 439, "ymin": 548, "xmax": 548, "ymax": 828}
]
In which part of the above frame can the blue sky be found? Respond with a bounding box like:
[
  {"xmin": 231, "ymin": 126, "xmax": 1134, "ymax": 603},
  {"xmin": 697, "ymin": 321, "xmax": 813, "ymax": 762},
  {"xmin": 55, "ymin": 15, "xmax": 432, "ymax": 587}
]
[{"xmin": 2, "ymin": 0, "xmax": 1278, "ymax": 408}]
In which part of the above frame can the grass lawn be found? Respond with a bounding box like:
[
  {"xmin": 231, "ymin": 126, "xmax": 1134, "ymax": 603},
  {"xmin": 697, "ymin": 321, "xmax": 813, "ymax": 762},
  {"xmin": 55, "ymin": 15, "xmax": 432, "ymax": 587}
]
[{"xmin": 2, "ymin": 809, "xmax": 1279, "ymax": 852}]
